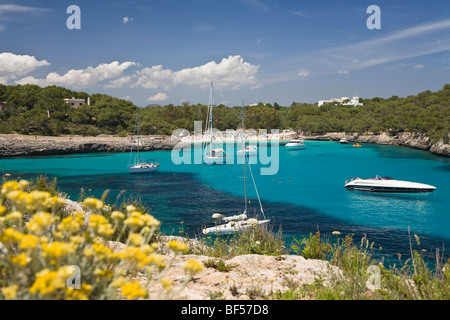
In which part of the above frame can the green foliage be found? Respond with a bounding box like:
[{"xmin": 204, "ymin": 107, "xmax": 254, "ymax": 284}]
[{"xmin": 0, "ymin": 84, "xmax": 448, "ymax": 142}]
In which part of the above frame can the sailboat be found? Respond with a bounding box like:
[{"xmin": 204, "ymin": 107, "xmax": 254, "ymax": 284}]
[
  {"xmin": 203, "ymin": 100, "xmax": 270, "ymax": 235},
  {"xmin": 128, "ymin": 108, "xmax": 159, "ymax": 174},
  {"xmin": 203, "ymin": 82, "xmax": 228, "ymax": 165},
  {"xmin": 236, "ymin": 104, "xmax": 258, "ymax": 157}
]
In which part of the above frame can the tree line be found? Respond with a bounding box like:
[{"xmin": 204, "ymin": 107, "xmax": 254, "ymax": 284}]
[{"xmin": 0, "ymin": 83, "xmax": 448, "ymax": 143}]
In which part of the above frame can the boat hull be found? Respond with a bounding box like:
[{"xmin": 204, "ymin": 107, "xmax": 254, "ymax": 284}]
[
  {"xmin": 345, "ymin": 178, "xmax": 436, "ymax": 193},
  {"xmin": 129, "ymin": 166, "xmax": 159, "ymax": 174},
  {"xmin": 203, "ymin": 219, "xmax": 270, "ymax": 236},
  {"xmin": 285, "ymin": 144, "xmax": 305, "ymax": 150}
]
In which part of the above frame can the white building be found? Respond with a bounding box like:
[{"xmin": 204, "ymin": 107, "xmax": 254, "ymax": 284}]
[
  {"xmin": 343, "ymin": 96, "xmax": 363, "ymax": 107},
  {"xmin": 318, "ymin": 96, "xmax": 363, "ymax": 107},
  {"xmin": 64, "ymin": 97, "xmax": 90, "ymax": 108}
]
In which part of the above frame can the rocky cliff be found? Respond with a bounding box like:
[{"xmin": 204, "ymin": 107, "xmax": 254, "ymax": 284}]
[
  {"xmin": 0, "ymin": 134, "xmax": 178, "ymax": 157},
  {"xmin": 302, "ymin": 132, "xmax": 450, "ymax": 157}
]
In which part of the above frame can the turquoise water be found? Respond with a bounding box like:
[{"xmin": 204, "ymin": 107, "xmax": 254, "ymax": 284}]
[{"xmin": 1, "ymin": 140, "xmax": 449, "ymax": 259}]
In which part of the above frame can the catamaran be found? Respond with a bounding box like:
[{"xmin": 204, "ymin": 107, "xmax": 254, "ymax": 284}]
[
  {"xmin": 203, "ymin": 100, "xmax": 270, "ymax": 235},
  {"xmin": 128, "ymin": 108, "xmax": 159, "ymax": 174},
  {"xmin": 203, "ymin": 82, "xmax": 228, "ymax": 165}
]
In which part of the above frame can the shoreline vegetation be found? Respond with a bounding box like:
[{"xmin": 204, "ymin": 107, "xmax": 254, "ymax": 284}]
[
  {"xmin": 0, "ymin": 83, "xmax": 449, "ymax": 157},
  {"xmin": 0, "ymin": 131, "xmax": 449, "ymax": 158},
  {"xmin": 0, "ymin": 176, "xmax": 449, "ymax": 300}
]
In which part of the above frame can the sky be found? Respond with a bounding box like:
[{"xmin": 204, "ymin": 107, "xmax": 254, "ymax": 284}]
[{"xmin": 0, "ymin": 0, "xmax": 450, "ymax": 107}]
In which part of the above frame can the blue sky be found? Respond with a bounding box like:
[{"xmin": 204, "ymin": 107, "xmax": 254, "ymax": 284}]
[{"xmin": 1, "ymin": 0, "xmax": 450, "ymax": 107}]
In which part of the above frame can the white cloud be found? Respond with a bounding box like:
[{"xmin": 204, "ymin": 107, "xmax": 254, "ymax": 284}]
[
  {"xmin": 0, "ymin": 4, "xmax": 49, "ymax": 14},
  {"xmin": 134, "ymin": 55, "xmax": 259, "ymax": 90},
  {"xmin": 413, "ymin": 64, "xmax": 424, "ymax": 69},
  {"xmin": 0, "ymin": 52, "xmax": 49, "ymax": 83},
  {"xmin": 147, "ymin": 92, "xmax": 168, "ymax": 102},
  {"xmin": 12, "ymin": 55, "xmax": 259, "ymax": 93},
  {"xmin": 123, "ymin": 17, "xmax": 134, "ymax": 24},
  {"xmin": 173, "ymin": 55, "xmax": 259, "ymax": 89},
  {"xmin": 338, "ymin": 70, "xmax": 349, "ymax": 75},
  {"xmin": 16, "ymin": 61, "xmax": 136, "ymax": 88},
  {"xmin": 298, "ymin": 69, "xmax": 309, "ymax": 77},
  {"xmin": 134, "ymin": 65, "xmax": 174, "ymax": 90}
]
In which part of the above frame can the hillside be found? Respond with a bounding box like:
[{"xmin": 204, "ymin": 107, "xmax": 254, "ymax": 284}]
[{"xmin": 0, "ymin": 84, "xmax": 448, "ymax": 145}]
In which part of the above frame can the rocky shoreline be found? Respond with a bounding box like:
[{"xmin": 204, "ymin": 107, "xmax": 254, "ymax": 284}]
[
  {"xmin": 301, "ymin": 132, "xmax": 450, "ymax": 157},
  {"xmin": 0, "ymin": 132, "xmax": 449, "ymax": 158},
  {"xmin": 0, "ymin": 134, "xmax": 178, "ymax": 157}
]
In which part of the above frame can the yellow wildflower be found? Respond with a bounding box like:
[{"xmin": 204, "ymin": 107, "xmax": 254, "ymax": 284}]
[
  {"xmin": 19, "ymin": 234, "xmax": 39, "ymax": 251},
  {"xmin": 0, "ymin": 205, "xmax": 7, "ymax": 215},
  {"xmin": 5, "ymin": 190, "xmax": 31, "ymax": 210},
  {"xmin": 65, "ymin": 284, "xmax": 92, "ymax": 300},
  {"xmin": 111, "ymin": 210, "xmax": 125, "ymax": 221},
  {"xmin": 1, "ymin": 284, "xmax": 18, "ymax": 300},
  {"xmin": 5, "ymin": 211, "xmax": 22, "ymax": 222},
  {"xmin": 118, "ymin": 247, "xmax": 150, "ymax": 268},
  {"xmin": 124, "ymin": 211, "xmax": 145, "ymax": 231},
  {"xmin": 146, "ymin": 253, "xmax": 166, "ymax": 270},
  {"xmin": 94, "ymin": 268, "xmax": 113, "ymax": 278},
  {"xmin": 58, "ymin": 216, "xmax": 81, "ymax": 235},
  {"xmin": 120, "ymin": 281, "xmax": 147, "ymax": 300},
  {"xmin": 160, "ymin": 277, "xmax": 173, "ymax": 292},
  {"xmin": 18, "ymin": 179, "xmax": 29, "ymax": 190},
  {"xmin": 83, "ymin": 198, "xmax": 104, "ymax": 211},
  {"xmin": 183, "ymin": 259, "xmax": 204, "ymax": 275},
  {"xmin": 28, "ymin": 190, "xmax": 52, "ymax": 210},
  {"xmin": 125, "ymin": 205, "xmax": 136, "ymax": 213},
  {"xmin": 128, "ymin": 233, "xmax": 143, "ymax": 246},
  {"xmin": 29, "ymin": 268, "xmax": 66, "ymax": 296},
  {"xmin": 165, "ymin": 240, "xmax": 188, "ymax": 253},
  {"xmin": 26, "ymin": 212, "xmax": 56, "ymax": 234},
  {"xmin": 0, "ymin": 227, "xmax": 24, "ymax": 243},
  {"xmin": 88, "ymin": 214, "xmax": 114, "ymax": 238},
  {"xmin": 91, "ymin": 242, "xmax": 116, "ymax": 262},
  {"xmin": 1, "ymin": 181, "xmax": 19, "ymax": 195},
  {"xmin": 11, "ymin": 252, "xmax": 31, "ymax": 266},
  {"xmin": 41, "ymin": 241, "xmax": 76, "ymax": 265},
  {"xmin": 140, "ymin": 214, "xmax": 160, "ymax": 228},
  {"xmin": 42, "ymin": 196, "xmax": 66, "ymax": 211},
  {"xmin": 111, "ymin": 276, "xmax": 128, "ymax": 288}
]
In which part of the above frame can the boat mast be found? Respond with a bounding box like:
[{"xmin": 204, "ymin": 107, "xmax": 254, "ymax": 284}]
[
  {"xmin": 129, "ymin": 108, "xmax": 139, "ymax": 167},
  {"xmin": 209, "ymin": 82, "xmax": 213, "ymax": 147},
  {"xmin": 136, "ymin": 108, "xmax": 140, "ymax": 164},
  {"xmin": 242, "ymin": 99, "xmax": 247, "ymax": 215}
]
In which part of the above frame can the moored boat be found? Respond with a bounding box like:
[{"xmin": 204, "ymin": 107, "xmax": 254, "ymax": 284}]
[{"xmin": 344, "ymin": 176, "xmax": 436, "ymax": 193}]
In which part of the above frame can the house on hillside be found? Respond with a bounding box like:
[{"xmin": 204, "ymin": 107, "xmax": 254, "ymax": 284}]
[
  {"xmin": 64, "ymin": 97, "xmax": 90, "ymax": 108},
  {"xmin": 318, "ymin": 96, "xmax": 363, "ymax": 107}
]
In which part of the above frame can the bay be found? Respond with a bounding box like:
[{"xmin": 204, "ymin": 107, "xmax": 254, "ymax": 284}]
[{"xmin": 1, "ymin": 140, "xmax": 449, "ymax": 261}]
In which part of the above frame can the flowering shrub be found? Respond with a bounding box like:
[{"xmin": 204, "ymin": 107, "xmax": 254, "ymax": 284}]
[{"xmin": 0, "ymin": 180, "xmax": 203, "ymax": 300}]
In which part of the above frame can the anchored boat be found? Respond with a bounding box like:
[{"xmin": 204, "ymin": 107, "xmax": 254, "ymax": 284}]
[{"xmin": 344, "ymin": 176, "xmax": 436, "ymax": 193}]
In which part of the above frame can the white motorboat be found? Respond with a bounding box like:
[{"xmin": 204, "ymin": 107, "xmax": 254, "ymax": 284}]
[
  {"xmin": 344, "ymin": 176, "xmax": 436, "ymax": 193},
  {"xmin": 285, "ymin": 139, "xmax": 305, "ymax": 150},
  {"xmin": 203, "ymin": 82, "xmax": 228, "ymax": 165},
  {"xmin": 236, "ymin": 145, "xmax": 258, "ymax": 157},
  {"xmin": 339, "ymin": 138, "xmax": 348, "ymax": 144},
  {"xmin": 128, "ymin": 109, "xmax": 159, "ymax": 174}
]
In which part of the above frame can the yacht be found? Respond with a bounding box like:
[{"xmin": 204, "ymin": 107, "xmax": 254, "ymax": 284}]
[
  {"xmin": 344, "ymin": 176, "xmax": 436, "ymax": 193},
  {"xmin": 285, "ymin": 138, "xmax": 306, "ymax": 150},
  {"xmin": 339, "ymin": 138, "xmax": 348, "ymax": 144},
  {"xmin": 236, "ymin": 145, "xmax": 258, "ymax": 157}
]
